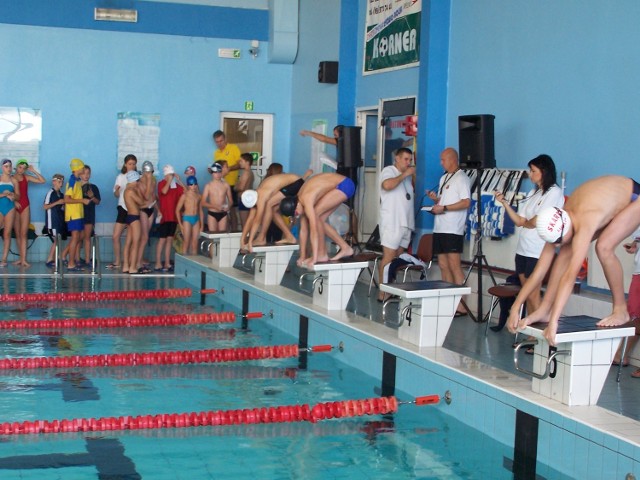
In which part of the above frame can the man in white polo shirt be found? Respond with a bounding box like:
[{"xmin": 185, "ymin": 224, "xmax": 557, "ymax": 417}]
[{"xmin": 427, "ymin": 148, "xmax": 471, "ymax": 314}]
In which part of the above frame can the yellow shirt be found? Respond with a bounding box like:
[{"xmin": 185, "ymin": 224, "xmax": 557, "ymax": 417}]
[
  {"xmin": 214, "ymin": 143, "xmax": 241, "ymax": 186},
  {"xmin": 64, "ymin": 177, "xmax": 84, "ymax": 221}
]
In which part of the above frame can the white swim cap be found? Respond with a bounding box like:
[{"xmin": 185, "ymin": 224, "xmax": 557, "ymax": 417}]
[
  {"xmin": 241, "ymin": 189, "xmax": 258, "ymax": 208},
  {"xmin": 163, "ymin": 165, "xmax": 175, "ymax": 176},
  {"xmin": 536, "ymin": 207, "xmax": 571, "ymax": 243},
  {"xmin": 126, "ymin": 170, "xmax": 141, "ymax": 183}
]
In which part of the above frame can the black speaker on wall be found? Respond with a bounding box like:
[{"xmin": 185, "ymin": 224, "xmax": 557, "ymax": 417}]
[
  {"xmin": 337, "ymin": 126, "xmax": 362, "ymax": 169},
  {"xmin": 458, "ymin": 114, "xmax": 496, "ymax": 169},
  {"xmin": 318, "ymin": 61, "xmax": 338, "ymax": 84}
]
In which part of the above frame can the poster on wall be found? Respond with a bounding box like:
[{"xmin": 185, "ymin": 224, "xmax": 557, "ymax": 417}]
[
  {"xmin": 0, "ymin": 107, "xmax": 42, "ymax": 168},
  {"xmin": 363, "ymin": 0, "xmax": 421, "ymax": 75},
  {"xmin": 117, "ymin": 112, "xmax": 160, "ymax": 171}
]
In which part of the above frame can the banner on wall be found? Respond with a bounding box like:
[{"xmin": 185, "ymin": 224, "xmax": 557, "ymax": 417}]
[
  {"xmin": 364, "ymin": 0, "xmax": 421, "ymax": 75},
  {"xmin": 117, "ymin": 112, "xmax": 160, "ymax": 171},
  {"xmin": 0, "ymin": 107, "xmax": 42, "ymax": 168}
]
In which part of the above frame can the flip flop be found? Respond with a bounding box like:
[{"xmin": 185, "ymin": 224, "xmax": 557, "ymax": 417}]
[
  {"xmin": 612, "ymin": 360, "xmax": 629, "ymax": 367},
  {"xmin": 631, "ymin": 369, "xmax": 640, "ymax": 378},
  {"xmin": 454, "ymin": 311, "xmax": 467, "ymax": 318},
  {"xmin": 106, "ymin": 263, "xmax": 120, "ymax": 270}
]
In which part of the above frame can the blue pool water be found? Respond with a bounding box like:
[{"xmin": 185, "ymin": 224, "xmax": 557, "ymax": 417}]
[{"xmin": 0, "ymin": 277, "xmax": 572, "ymax": 479}]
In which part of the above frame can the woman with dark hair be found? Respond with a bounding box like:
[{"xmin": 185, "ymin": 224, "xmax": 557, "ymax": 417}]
[
  {"xmin": 490, "ymin": 154, "xmax": 564, "ymax": 331},
  {"xmin": 107, "ymin": 154, "xmax": 137, "ymax": 270}
]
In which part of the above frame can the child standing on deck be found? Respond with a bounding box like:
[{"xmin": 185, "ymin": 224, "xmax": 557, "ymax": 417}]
[
  {"xmin": 202, "ymin": 162, "xmax": 232, "ymax": 233},
  {"xmin": 43, "ymin": 173, "xmax": 66, "ymax": 267},
  {"xmin": 176, "ymin": 176, "xmax": 202, "ymax": 255}
]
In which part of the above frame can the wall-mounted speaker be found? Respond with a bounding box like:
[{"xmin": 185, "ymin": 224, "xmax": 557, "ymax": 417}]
[
  {"xmin": 458, "ymin": 114, "xmax": 496, "ymax": 169},
  {"xmin": 318, "ymin": 61, "xmax": 338, "ymax": 84}
]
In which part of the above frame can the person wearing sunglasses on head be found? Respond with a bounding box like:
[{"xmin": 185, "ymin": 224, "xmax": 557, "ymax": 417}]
[{"xmin": 508, "ymin": 175, "xmax": 640, "ymax": 346}]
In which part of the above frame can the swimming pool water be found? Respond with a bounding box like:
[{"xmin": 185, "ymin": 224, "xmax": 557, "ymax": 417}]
[{"xmin": 0, "ymin": 277, "xmax": 573, "ymax": 479}]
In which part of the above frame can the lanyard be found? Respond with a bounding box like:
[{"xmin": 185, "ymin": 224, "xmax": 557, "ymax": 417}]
[{"xmin": 439, "ymin": 169, "xmax": 459, "ymax": 195}]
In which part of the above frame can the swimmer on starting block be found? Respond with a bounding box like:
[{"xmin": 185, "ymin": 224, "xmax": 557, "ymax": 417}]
[
  {"xmin": 284, "ymin": 172, "xmax": 356, "ymax": 267},
  {"xmin": 240, "ymin": 169, "xmax": 312, "ymax": 252},
  {"xmin": 508, "ymin": 175, "xmax": 640, "ymax": 346}
]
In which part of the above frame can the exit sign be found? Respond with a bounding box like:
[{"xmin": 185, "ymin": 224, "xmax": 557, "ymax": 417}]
[{"xmin": 244, "ymin": 101, "xmax": 254, "ymax": 111}]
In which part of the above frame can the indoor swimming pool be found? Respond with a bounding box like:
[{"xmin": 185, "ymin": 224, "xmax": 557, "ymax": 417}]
[{"xmin": 0, "ymin": 266, "xmax": 634, "ymax": 479}]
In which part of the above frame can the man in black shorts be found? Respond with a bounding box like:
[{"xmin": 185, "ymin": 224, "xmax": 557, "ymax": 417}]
[{"xmin": 426, "ymin": 148, "xmax": 471, "ymax": 312}]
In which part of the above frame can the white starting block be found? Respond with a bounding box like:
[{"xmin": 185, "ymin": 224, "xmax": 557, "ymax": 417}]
[
  {"xmin": 380, "ymin": 281, "xmax": 471, "ymax": 347},
  {"xmin": 199, "ymin": 232, "xmax": 242, "ymax": 269},
  {"xmin": 248, "ymin": 244, "xmax": 299, "ymax": 285},
  {"xmin": 300, "ymin": 258, "xmax": 371, "ymax": 310},
  {"xmin": 514, "ymin": 315, "xmax": 635, "ymax": 406}
]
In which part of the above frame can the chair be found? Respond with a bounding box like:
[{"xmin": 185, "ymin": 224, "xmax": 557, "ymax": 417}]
[{"xmin": 396, "ymin": 233, "xmax": 433, "ymax": 282}]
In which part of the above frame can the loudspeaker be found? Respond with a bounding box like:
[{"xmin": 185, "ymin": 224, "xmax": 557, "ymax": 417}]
[
  {"xmin": 337, "ymin": 126, "xmax": 362, "ymax": 169},
  {"xmin": 458, "ymin": 114, "xmax": 496, "ymax": 169},
  {"xmin": 318, "ymin": 61, "xmax": 338, "ymax": 84}
]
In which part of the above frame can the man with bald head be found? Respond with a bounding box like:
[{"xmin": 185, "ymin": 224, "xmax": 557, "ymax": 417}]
[{"xmin": 427, "ymin": 148, "xmax": 471, "ymax": 312}]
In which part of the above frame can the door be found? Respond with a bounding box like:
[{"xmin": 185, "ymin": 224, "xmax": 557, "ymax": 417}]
[
  {"xmin": 219, "ymin": 112, "xmax": 273, "ymax": 187},
  {"xmin": 357, "ymin": 108, "xmax": 380, "ymax": 240}
]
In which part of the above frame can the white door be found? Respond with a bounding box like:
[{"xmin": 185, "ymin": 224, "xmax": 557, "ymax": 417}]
[{"xmin": 219, "ymin": 112, "xmax": 273, "ymax": 187}]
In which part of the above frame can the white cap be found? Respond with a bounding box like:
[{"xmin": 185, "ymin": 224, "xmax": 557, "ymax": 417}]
[
  {"xmin": 536, "ymin": 207, "xmax": 571, "ymax": 243},
  {"xmin": 163, "ymin": 165, "xmax": 175, "ymax": 176},
  {"xmin": 241, "ymin": 189, "xmax": 258, "ymax": 208}
]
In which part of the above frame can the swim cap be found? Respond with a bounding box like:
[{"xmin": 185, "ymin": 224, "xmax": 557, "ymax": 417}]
[
  {"xmin": 279, "ymin": 196, "xmax": 297, "ymax": 217},
  {"xmin": 142, "ymin": 161, "xmax": 154, "ymax": 173},
  {"xmin": 186, "ymin": 175, "xmax": 198, "ymax": 186},
  {"xmin": 163, "ymin": 165, "xmax": 175, "ymax": 176},
  {"xmin": 536, "ymin": 207, "xmax": 571, "ymax": 243},
  {"xmin": 1, "ymin": 159, "xmax": 11, "ymax": 167},
  {"xmin": 70, "ymin": 158, "xmax": 85, "ymax": 171},
  {"xmin": 241, "ymin": 189, "xmax": 258, "ymax": 208},
  {"xmin": 208, "ymin": 162, "xmax": 223, "ymax": 174},
  {"xmin": 126, "ymin": 170, "xmax": 141, "ymax": 183},
  {"xmin": 184, "ymin": 165, "xmax": 196, "ymax": 176},
  {"xmin": 16, "ymin": 159, "xmax": 28, "ymax": 167}
]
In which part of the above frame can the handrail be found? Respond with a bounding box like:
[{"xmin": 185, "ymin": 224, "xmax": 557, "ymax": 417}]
[{"xmin": 513, "ymin": 340, "xmax": 570, "ymax": 379}]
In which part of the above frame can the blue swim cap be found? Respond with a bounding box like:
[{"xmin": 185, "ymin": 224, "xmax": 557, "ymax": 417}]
[{"xmin": 187, "ymin": 175, "xmax": 198, "ymax": 186}]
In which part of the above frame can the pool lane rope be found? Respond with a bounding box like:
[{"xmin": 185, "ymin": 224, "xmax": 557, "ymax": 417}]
[
  {"xmin": 0, "ymin": 311, "xmax": 263, "ymax": 330},
  {"xmin": 0, "ymin": 288, "xmax": 192, "ymax": 303},
  {"xmin": 0, "ymin": 395, "xmax": 441, "ymax": 435},
  {"xmin": 0, "ymin": 344, "xmax": 334, "ymax": 370}
]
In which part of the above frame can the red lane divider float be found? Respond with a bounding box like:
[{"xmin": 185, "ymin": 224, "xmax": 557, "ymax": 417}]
[
  {"xmin": 0, "ymin": 288, "xmax": 192, "ymax": 304},
  {"xmin": 0, "ymin": 312, "xmax": 242, "ymax": 330},
  {"xmin": 0, "ymin": 344, "xmax": 335, "ymax": 370},
  {"xmin": 200, "ymin": 289, "xmax": 217, "ymax": 294},
  {"xmin": 0, "ymin": 395, "xmax": 440, "ymax": 435}
]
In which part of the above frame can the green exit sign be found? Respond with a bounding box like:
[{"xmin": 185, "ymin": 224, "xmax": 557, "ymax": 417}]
[{"xmin": 244, "ymin": 101, "xmax": 254, "ymax": 111}]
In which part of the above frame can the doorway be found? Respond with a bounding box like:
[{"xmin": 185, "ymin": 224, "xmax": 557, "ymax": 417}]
[
  {"xmin": 357, "ymin": 96, "xmax": 416, "ymax": 242},
  {"xmin": 219, "ymin": 112, "xmax": 273, "ymax": 187}
]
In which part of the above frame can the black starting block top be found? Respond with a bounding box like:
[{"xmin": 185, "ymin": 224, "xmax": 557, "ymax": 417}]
[
  {"xmin": 522, "ymin": 315, "xmax": 635, "ymax": 342},
  {"xmin": 380, "ymin": 281, "xmax": 471, "ymax": 299}
]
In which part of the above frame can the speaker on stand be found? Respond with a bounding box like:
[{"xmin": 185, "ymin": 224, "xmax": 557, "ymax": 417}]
[
  {"xmin": 458, "ymin": 114, "xmax": 498, "ymax": 323},
  {"xmin": 337, "ymin": 126, "xmax": 362, "ymax": 247}
]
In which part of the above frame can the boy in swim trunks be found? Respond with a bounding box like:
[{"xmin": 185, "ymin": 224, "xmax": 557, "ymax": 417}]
[
  {"xmin": 508, "ymin": 175, "xmax": 640, "ymax": 346},
  {"xmin": 123, "ymin": 171, "xmax": 148, "ymax": 274},
  {"xmin": 291, "ymin": 172, "xmax": 356, "ymax": 267},
  {"xmin": 65, "ymin": 158, "xmax": 91, "ymax": 271},
  {"xmin": 176, "ymin": 176, "xmax": 202, "ymax": 255},
  {"xmin": 241, "ymin": 170, "xmax": 313, "ymax": 252},
  {"xmin": 235, "ymin": 153, "xmax": 255, "ymax": 229},
  {"xmin": 202, "ymin": 162, "xmax": 232, "ymax": 233}
]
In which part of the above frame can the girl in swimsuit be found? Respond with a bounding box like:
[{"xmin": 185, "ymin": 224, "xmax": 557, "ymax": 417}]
[
  {"xmin": 12, "ymin": 159, "xmax": 45, "ymax": 267},
  {"xmin": 0, "ymin": 160, "xmax": 19, "ymax": 267}
]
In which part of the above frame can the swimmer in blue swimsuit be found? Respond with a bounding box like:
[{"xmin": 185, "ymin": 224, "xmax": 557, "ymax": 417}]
[
  {"xmin": 0, "ymin": 159, "xmax": 16, "ymax": 267},
  {"xmin": 0, "ymin": 180, "xmax": 15, "ymax": 217},
  {"xmin": 183, "ymin": 215, "xmax": 198, "ymax": 226},
  {"xmin": 294, "ymin": 172, "xmax": 357, "ymax": 267}
]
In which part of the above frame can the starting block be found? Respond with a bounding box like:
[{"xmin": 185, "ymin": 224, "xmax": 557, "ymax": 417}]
[
  {"xmin": 514, "ymin": 315, "xmax": 634, "ymax": 406},
  {"xmin": 248, "ymin": 244, "xmax": 299, "ymax": 285},
  {"xmin": 199, "ymin": 232, "xmax": 242, "ymax": 269},
  {"xmin": 380, "ymin": 281, "xmax": 471, "ymax": 347},
  {"xmin": 300, "ymin": 258, "xmax": 370, "ymax": 310}
]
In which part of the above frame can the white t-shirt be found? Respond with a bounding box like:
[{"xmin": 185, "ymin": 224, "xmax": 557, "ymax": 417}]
[
  {"xmin": 515, "ymin": 184, "xmax": 564, "ymax": 258},
  {"xmin": 380, "ymin": 165, "xmax": 415, "ymax": 231},
  {"xmin": 434, "ymin": 169, "xmax": 470, "ymax": 235},
  {"xmin": 114, "ymin": 173, "xmax": 128, "ymax": 210}
]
